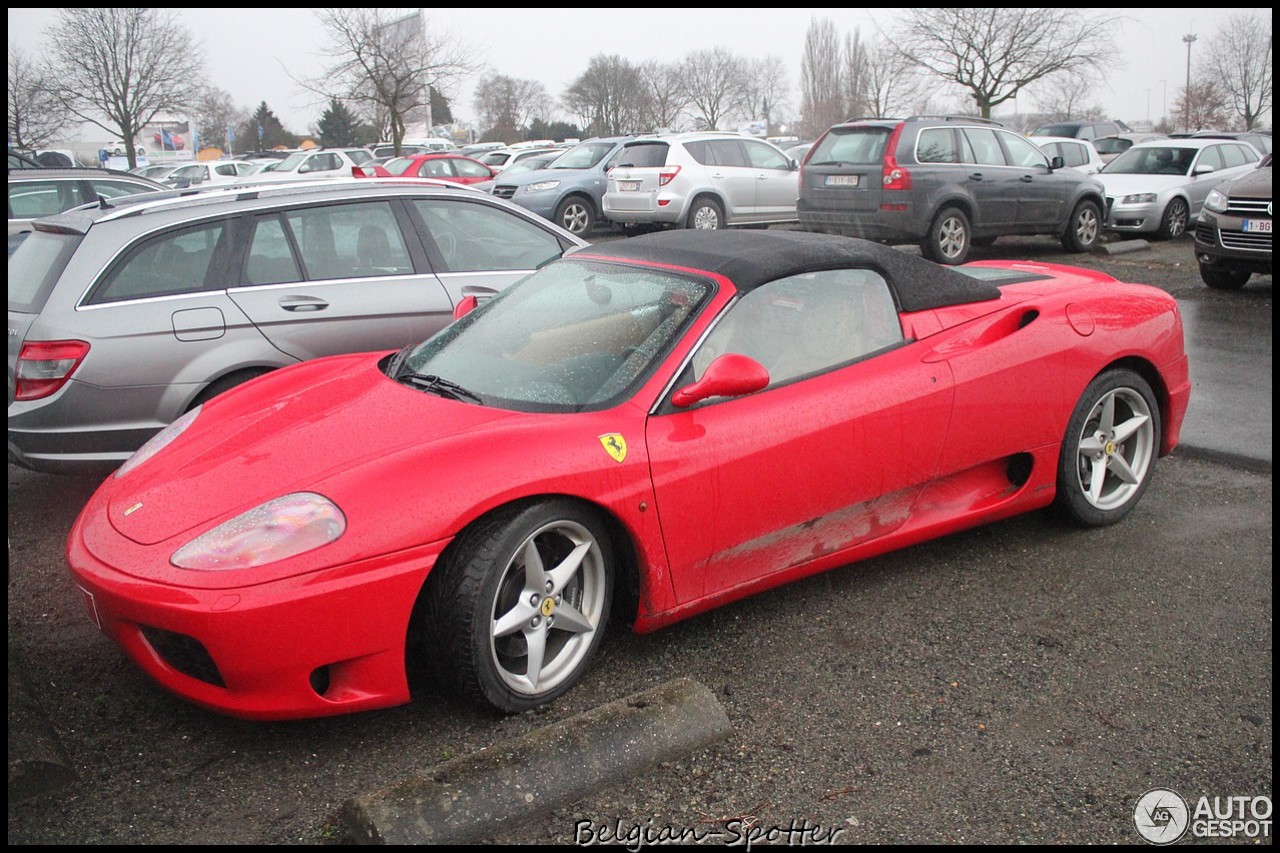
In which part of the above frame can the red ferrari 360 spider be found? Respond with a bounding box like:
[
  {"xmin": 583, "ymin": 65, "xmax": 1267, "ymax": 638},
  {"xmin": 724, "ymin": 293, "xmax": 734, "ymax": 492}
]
[{"xmin": 66, "ymin": 230, "xmax": 1191, "ymax": 721}]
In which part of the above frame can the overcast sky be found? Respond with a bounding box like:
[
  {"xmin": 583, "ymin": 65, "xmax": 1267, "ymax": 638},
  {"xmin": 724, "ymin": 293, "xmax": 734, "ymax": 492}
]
[{"xmin": 8, "ymin": 7, "xmax": 1268, "ymax": 141}]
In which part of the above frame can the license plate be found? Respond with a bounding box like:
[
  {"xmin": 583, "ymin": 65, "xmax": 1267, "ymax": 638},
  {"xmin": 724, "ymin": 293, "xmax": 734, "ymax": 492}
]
[
  {"xmin": 77, "ymin": 584, "xmax": 102, "ymax": 631},
  {"xmin": 619, "ymin": 180, "xmax": 640, "ymax": 192},
  {"xmin": 1243, "ymin": 219, "xmax": 1271, "ymax": 233},
  {"xmin": 825, "ymin": 175, "xmax": 859, "ymax": 187}
]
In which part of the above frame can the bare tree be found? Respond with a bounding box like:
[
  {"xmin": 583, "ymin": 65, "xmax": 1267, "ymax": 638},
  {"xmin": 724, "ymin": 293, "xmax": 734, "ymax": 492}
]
[
  {"xmin": 563, "ymin": 55, "xmax": 646, "ymax": 136},
  {"xmin": 1032, "ymin": 69, "xmax": 1107, "ymax": 122},
  {"xmin": 1175, "ymin": 78, "xmax": 1232, "ymax": 133},
  {"xmin": 843, "ymin": 30, "xmax": 869, "ymax": 120},
  {"xmin": 861, "ymin": 41, "xmax": 923, "ymax": 119},
  {"xmin": 473, "ymin": 72, "xmax": 553, "ymax": 139},
  {"xmin": 636, "ymin": 60, "xmax": 688, "ymax": 132},
  {"xmin": 682, "ymin": 47, "xmax": 747, "ymax": 131},
  {"xmin": 892, "ymin": 8, "xmax": 1116, "ymax": 119},
  {"xmin": 1204, "ymin": 12, "xmax": 1272, "ymax": 130},
  {"xmin": 40, "ymin": 9, "xmax": 204, "ymax": 169},
  {"xmin": 800, "ymin": 17, "xmax": 844, "ymax": 139},
  {"xmin": 740, "ymin": 57, "xmax": 790, "ymax": 136},
  {"xmin": 309, "ymin": 9, "xmax": 477, "ymax": 155},
  {"xmin": 190, "ymin": 87, "xmax": 247, "ymax": 155},
  {"xmin": 8, "ymin": 43, "xmax": 67, "ymax": 150}
]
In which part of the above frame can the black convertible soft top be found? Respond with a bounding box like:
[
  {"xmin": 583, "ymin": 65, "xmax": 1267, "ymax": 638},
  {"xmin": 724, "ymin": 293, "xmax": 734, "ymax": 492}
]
[{"xmin": 572, "ymin": 229, "xmax": 1001, "ymax": 313}]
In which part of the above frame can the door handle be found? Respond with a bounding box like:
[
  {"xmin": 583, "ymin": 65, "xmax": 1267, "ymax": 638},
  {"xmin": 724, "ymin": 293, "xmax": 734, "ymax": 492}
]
[
  {"xmin": 1020, "ymin": 175, "xmax": 1034, "ymax": 182},
  {"xmin": 969, "ymin": 173, "xmax": 985, "ymax": 181},
  {"xmin": 279, "ymin": 296, "xmax": 329, "ymax": 312}
]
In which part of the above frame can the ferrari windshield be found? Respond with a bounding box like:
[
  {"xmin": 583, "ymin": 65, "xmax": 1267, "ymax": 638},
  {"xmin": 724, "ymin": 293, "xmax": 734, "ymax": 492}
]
[{"xmin": 395, "ymin": 259, "xmax": 712, "ymax": 412}]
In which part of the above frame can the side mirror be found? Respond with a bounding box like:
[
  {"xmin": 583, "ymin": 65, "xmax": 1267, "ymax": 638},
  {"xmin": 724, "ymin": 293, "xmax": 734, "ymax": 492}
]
[
  {"xmin": 453, "ymin": 294, "xmax": 479, "ymax": 321},
  {"xmin": 1049, "ymin": 155, "xmax": 1065, "ymax": 170},
  {"xmin": 671, "ymin": 353, "xmax": 770, "ymax": 408}
]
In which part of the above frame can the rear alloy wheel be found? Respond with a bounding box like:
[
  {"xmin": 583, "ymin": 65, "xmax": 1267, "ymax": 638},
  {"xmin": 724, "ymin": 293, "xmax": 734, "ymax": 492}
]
[
  {"xmin": 686, "ymin": 197, "xmax": 724, "ymax": 230},
  {"xmin": 1198, "ymin": 262, "xmax": 1251, "ymax": 290},
  {"xmin": 922, "ymin": 207, "xmax": 971, "ymax": 265},
  {"xmin": 554, "ymin": 196, "xmax": 595, "ymax": 235},
  {"xmin": 1156, "ymin": 197, "xmax": 1190, "ymax": 241},
  {"xmin": 1053, "ymin": 369, "xmax": 1160, "ymax": 527},
  {"xmin": 429, "ymin": 500, "xmax": 613, "ymax": 712},
  {"xmin": 1061, "ymin": 199, "xmax": 1102, "ymax": 253}
]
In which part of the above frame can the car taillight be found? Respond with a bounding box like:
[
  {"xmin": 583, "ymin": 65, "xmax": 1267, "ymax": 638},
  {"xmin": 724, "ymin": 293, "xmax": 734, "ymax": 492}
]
[
  {"xmin": 658, "ymin": 165, "xmax": 681, "ymax": 186},
  {"xmin": 882, "ymin": 122, "xmax": 911, "ymax": 190},
  {"xmin": 14, "ymin": 340, "xmax": 91, "ymax": 401}
]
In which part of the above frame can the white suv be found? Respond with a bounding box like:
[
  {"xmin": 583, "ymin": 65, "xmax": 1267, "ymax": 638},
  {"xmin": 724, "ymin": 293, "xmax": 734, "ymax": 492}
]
[
  {"xmin": 238, "ymin": 148, "xmax": 373, "ymax": 183},
  {"xmin": 603, "ymin": 132, "xmax": 799, "ymax": 230}
]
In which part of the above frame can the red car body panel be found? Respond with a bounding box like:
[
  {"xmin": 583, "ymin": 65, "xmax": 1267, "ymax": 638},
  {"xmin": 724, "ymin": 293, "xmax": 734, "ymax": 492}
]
[
  {"xmin": 355, "ymin": 153, "xmax": 497, "ymax": 184},
  {"xmin": 66, "ymin": 236, "xmax": 1190, "ymax": 720}
]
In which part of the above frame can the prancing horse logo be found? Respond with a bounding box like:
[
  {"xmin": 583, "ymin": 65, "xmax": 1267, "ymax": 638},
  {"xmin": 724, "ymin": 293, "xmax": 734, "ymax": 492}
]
[{"xmin": 598, "ymin": 433, "xmax": 627, "ymax": 463}]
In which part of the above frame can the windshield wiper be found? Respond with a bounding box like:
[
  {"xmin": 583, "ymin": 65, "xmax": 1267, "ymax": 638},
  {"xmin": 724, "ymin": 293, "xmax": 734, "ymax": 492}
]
[
  {"xmin": 386, "ymin": 344, "xmax": 414, "ymax": 378},
  {"xmin": 398, "ymin": 372, "xmax": 481, "ymax": 403}
]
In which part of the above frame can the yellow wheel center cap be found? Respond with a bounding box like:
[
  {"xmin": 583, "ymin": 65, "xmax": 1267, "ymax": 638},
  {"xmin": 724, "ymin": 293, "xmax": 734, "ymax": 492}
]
[
  {"xmin": 540, "ymin": 597, "xmax": 556, "ymax": 617},
  {"xmin": 1105, "ymin": 440, "xmax": 1117, "ymax": 456}
]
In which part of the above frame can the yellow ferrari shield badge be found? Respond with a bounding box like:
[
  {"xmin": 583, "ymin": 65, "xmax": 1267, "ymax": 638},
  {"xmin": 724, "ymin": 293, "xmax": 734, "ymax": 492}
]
[{"xmin": 599, "ymin": 433, "xmax": 627, "ymax": 463}]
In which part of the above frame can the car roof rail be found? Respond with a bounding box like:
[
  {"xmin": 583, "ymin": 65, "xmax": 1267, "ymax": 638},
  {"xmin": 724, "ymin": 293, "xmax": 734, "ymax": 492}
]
[
  {"xmin": 904, "ymin": 114, "xmax": 1006, "ymax": 127},
  {"xmin": 841, "ymin": 116, "xmax": 900, "ymax": 123}
]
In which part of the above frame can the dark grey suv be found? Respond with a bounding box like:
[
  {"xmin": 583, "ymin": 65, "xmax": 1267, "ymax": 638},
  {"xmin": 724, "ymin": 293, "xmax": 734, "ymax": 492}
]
[
  {"xmin": 798, "ymin": 116, "xmax": 1106, "ymax": 264},
  {"xmin": 1192, "ymin": 153, "xmax": 1272, "ymax": 289}
]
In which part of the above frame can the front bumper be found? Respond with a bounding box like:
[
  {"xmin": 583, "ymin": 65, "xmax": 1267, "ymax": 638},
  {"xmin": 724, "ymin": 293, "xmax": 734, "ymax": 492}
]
[
  {"xmin": 1193, "ymin": 213, "xmax": 1273, "ymax": 274},
  {"xmin": 66, "ymin": 501, "xmax": 448, "ymax": 720}
]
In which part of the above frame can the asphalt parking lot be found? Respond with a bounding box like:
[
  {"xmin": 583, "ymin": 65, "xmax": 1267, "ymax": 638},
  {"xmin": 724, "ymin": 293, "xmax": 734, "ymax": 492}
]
[{"xmin": 8, "ymin": 231, "xmax": 1272, "ymax": 844}]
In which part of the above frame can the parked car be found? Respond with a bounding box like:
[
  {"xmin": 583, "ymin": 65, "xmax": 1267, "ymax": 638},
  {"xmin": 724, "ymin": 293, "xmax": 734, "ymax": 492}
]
[
  {"xmin": 369, "ymin": 143, "xmax": 435, "ymax": 159},
  {"xmin": 478, "ymin": 146, "xmax": 562, "ymax": 173},
  {"xmin": 8, "ymin": 167, "xmax": 166, "ymax": 240},
  {"xmin": 1190, "ymin": 130, "xmax": 1272, "ymax": 156},
  {"xmin": 132, "ymin": 164, "xmax": 185, "ymax": 181},
  {"xmin": 798, "ymin": 115, "xmax": 1106, "ymax": 264},
  {"xmin": 783, "ymin": 141, "xmax": 816, "ymax": 163},
  {"xmin": 1093, "ymin": 133, "xmax": 1170, "ymax": 164},
  {"xmin": 8, "ymin": 178, "xmax": 587, "ymax": 474},
  {"xmin": 62, "ymin": 228, "xmax": 1190, "ymax": 720},
  {"xmin": 1032, "ymin": 136, "xmax": 1106, "ymax": 175},
  {"xmin": 603, "ymin": 131, "xmax": 799, "ymax": 231},
  {"xmin": 355, "ymin": 153, "xmax": 497, "ymax": 185},
  {"xmin": 1029, "ymin": 120, "xmax": 1123, "ymax": 142},
  {"xmin": 236, "ymin": 148, "xmax": 374, "ymax": 183},
  {"xmin": 1098, "ymin": 138, "xmax": 1262, "ymax": 240},
  {"xmin": 1192, "ymin": 153, "xmax": 1272, "ymax": 289},
  {"xmin": 159, "ymin": 159, "xmax": 264, "ymax": 187},
  {"xmin": 489, "ymin": 136, "xmax": 634, "ymax": 235}
]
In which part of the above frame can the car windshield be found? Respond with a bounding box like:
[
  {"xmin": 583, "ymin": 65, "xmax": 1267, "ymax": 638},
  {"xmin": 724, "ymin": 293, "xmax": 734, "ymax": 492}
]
[
  {"xmin": 1104, "ymin": 146, "xmax": 1196, "ymax": 175},
  {"xmin": 1093, "ymin": 138, "xmax": 1130, "ymax": 156},
  {"xmin": 394, "ymin": 259, "xmax": 712, "ymax": 412},
  {"xmin": 503, "ymin": 155, "xmax": 559, "ymax": 176},
  {"xmin": 548, "ymin": 142, "xmax": 615, "ymax": 170},
  {"xmin": 1031, "ymin": 124, "xmax": 1080, "ymax": 137}
]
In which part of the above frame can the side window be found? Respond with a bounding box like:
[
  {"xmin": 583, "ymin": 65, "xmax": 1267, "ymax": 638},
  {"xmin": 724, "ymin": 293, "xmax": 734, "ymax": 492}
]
[
  {"xmin": 917, "ymin": 128, "xmax": 959, "ymax": 164},
  {"xmin": 282, "ymin": 201, "xmax": 412, "ymax": 280},
  {"xmin": 683, "ymin": 140, "xmax": 712, "ymax": 165},
  {"xmin": 214, "ymin": 163, "xmax": 238, "ymax": 177},
  {"xmin": 743, "ymin": 140, "xmax": 789, "ymax": 170},
  {"xmin": 453, "ymin": 159, "xmax": 490, "ymax": 178},
  {"xmin": 1196, "ymin": 146, "xmax": 1225, "ymax": 171},
  {"xmin": 88, "ymin": 222, "xmax": 226, "ymax": 304},
  {"xmin": 1219, "ymin": 144, "xmax": 1249, "ymax": 168},
  {"xmin": 410, "ymin": 198, "xmax": 564, "ymax": 272},
  {"xmin": 9, "ymin": 179, "xmax": 86, "ymax": 217},
  {"xmin": 243, "ymin": 214, "xmax": 303, "ymax": 285},
  {"xmin": 693, "ymin": 269, "xmax": 902, "ymax": 389},
  {"xmin": 960, "ymin": 128, "xmax": 1007, "ymax": 166},
  {"xmin": 1000, "ymin": 131, "xmax": 1050, "ymax": 168},
  {"xmin": 707, "ymin": 140, "xmax": 750, "ymax": 168},
  {"xmin": 89, "ymin": 180, "xmax": 155, "ymax": 200},
  {"xmin": 423, "ymin": 159, "xmax": 451, "ymax": 178}
]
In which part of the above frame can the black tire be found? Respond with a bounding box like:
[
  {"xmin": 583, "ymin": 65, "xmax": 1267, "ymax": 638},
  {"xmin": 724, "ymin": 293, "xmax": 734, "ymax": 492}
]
[
  {"xmin": 685, "ymin": 197, "xmax": 724, "ymax": 230},
  {"xmin": 1156, "ymin": 197, "xmax": 1190, "ymax": 241},
  {"xmin": 188, "ymin": 368, "xmax": 270, "ymax": 411},
  {"xmin": 1052, "ymin": 369, "xmax": 1161, "ymax": 528},
  {"xmin": 921, "ymin": 206, "xmax": 971, "ymax": 265},
  {"xmin": 1060, "ymin": 199, "xmax": 1102, "ymax": 253},
  {"xmin": 1198, "ymin": 262, "xmax": 1251, "ymax": 290},
  {"xmin": 427, "ymin": 499, "xmax": 613, "ymax": 712},
  {"xmin": 554, "ymin": 196, "xmax": 596, "ymax": 236}
]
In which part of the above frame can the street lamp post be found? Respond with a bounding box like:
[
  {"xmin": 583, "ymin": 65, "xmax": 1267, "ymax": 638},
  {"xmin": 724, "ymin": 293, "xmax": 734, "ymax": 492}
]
[
  {"xmin": 1145, "ymin": 88, "xmax": 1153, "ymax": 124},
  {"xmin": 1161, "ymin": 80, "xmax": 1167, "ymax": 128},
  {"xmin": 1182, "ymin": 33, "xmax": 1197, "ymax": 131}
]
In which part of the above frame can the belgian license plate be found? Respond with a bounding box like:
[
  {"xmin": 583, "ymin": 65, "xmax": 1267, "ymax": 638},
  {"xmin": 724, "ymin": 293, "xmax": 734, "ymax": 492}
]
[
  {"xmin": 1243, "ymin": 219, "xmax": 1271, "ymax": 233},
  {"xmin": 825, "ymin": 175, "xmax": 859, "ymax": 187},
  {"xmin": 619, "ymin": 180, "xmax": 640, "ymax": 192}
]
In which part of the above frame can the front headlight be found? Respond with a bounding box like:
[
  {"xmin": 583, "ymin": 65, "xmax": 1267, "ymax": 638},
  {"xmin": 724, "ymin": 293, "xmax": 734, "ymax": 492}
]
[
  {"xmin": 171, "ymin": 492, "xmax": 346, "ymax": 570},
  {"xmin": 525, "ymin": 180, "xmax": 561, "ymax": 193},
  {"xmin": 1202, "ymin": 187, "xmax": 1229, "ymax": 213},
  {"xmin": 116, "ymin": 405, "xmax": 202, "ymax": 478},
  {"xmin": 1120, "ymin": 193, "xmax": 1158, "ymax": 205}
]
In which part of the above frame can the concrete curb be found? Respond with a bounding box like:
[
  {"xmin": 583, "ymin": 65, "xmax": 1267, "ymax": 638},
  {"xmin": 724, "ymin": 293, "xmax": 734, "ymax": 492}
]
[
  {"xmin": 340, "ymin": 677, "xmax": 732, "ymax": 844},
  {"xmin": 1097, "ymin": 238, "xmax": 1151, "ymax": 255},
  {"xmin": 8, "ymin": 647, "xmax": 77, "ymax": 803}
]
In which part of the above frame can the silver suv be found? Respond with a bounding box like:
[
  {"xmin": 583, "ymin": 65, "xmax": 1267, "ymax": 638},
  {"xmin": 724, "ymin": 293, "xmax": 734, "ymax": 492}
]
[
  {"xmin": 603, "ymin": 132, "xmax": 799, "ymax": 230},
  {"xmin": 8, "ymin": 179, "xmax": 586, "ymax": 474}
]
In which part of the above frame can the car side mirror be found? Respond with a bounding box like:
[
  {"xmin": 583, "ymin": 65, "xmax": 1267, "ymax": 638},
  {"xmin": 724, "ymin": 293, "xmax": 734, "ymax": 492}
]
[
  {"xmin": 1193, "ymin": 164, "xmax": 1216, "ymax": 176},
  {"xmin": 1050, "ymin": 155, "xmax": 1065, "ymax": 170},
  {"xmin": 453, "ymin": 294, "xmax": 479, "ymax": 321},
  {"xmin": 671, "ymin": 353, "xmax": 770, "ymax": 408}
]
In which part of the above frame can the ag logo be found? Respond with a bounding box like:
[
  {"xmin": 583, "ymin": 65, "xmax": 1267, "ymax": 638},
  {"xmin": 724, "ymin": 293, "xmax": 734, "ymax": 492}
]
[
  {"xmin": 1134, "ymin": 787, "xmax": 1189, "ymax": 845},
  {"xmin": 598, "ymin": 433, "xmax": 627, "ymax": 463}
]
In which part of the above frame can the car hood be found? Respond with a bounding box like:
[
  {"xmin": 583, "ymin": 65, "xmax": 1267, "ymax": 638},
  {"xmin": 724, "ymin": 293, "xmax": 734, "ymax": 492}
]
[
  {"xmin": 1217, "ymin": 165, "xmax": 1272, "ymax": 199},
  {"xmin": 1097, "ymin": 173, "xmax": 1190, "ymax": 194},
  {"xmin": 107, "ymin": 353, "xmax": 523, "ymax": 546}
]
